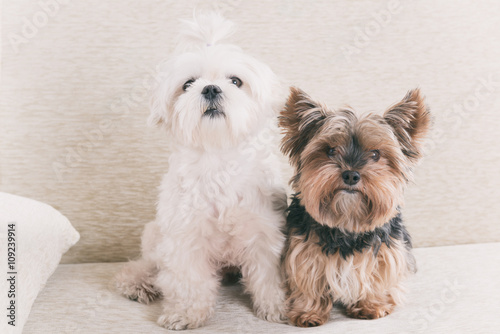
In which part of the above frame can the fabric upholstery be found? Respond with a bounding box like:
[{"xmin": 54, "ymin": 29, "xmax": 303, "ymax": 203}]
[
  {"xmin": 23, "ymin": 243, "xmax": 500, "ymax": 333},
  {"xmin": 1, "ymin": 1, "xmax": 500, "ymax": 265}
]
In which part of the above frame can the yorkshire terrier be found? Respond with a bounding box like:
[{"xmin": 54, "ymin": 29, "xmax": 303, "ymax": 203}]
[{"xmin": 279, "ymin": 87, "xmax": 431, "ymax": 327}]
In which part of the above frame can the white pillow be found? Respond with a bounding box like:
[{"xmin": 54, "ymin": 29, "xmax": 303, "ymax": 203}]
[{"xmin": 0, "ymin": 192, "xmax": 80, "ymax": 334}]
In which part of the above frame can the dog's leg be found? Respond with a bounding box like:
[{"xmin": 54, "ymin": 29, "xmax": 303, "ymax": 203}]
[
  {"xmin": 346, "ymin": 242, "xmax": 410, "ymax": 319},
  {"xmin": 240, "ymin": 228, "xmax": 287, "ymax": 323},
  {"xmin": 115, "ymin": 221, "xmax": 162, "ymax": 304},
  {"xmin": 155, "ymin": 239, "xmax": 219, "ymax": 330},
  {"xmin": 115, "ymin": 259, "xmax": 161, "ymax": 304},
  {"xmin": 283, "ymin": 235, "xmax": 332, "ymax": 327},
  {"xmin": 344, "ymin": 275, "xmax": 398, "ymax": 320},
  {"xmin": 287, "ymin": 288, "xmax": 333, "ymax": 327}
]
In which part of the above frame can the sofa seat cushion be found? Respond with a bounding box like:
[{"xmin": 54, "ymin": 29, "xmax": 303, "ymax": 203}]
[{"xmin": 23, "ymin": 243, "xmax": 500, "ymax": 333}]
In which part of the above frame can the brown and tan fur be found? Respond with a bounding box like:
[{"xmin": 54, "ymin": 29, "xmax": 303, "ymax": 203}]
[{"xmin": 279, "ymin": 87, "xmax": 430, "ymax": 327}]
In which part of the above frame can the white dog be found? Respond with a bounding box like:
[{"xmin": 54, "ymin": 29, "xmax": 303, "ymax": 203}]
[{"xmin": 115, "ymin": 12, "xmax": 287, "ymax": 330}]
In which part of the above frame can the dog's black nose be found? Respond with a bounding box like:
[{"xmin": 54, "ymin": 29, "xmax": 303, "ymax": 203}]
[
  {"xmin": 342, "ymin": 171, "xmax": 361, "ymax": 186},
  {"xmin": 202, "ymin": 85, "xmax": 222, "ymax": 100}
]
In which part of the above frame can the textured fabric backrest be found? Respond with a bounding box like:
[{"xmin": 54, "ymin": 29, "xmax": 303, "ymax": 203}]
[{"xmin": 1, "ymin": 0, "xmax": 500, "ymax": 264}]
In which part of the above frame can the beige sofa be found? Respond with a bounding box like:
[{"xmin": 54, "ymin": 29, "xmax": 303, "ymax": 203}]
[{"xmin": 2, "ymin": 0, "xmax": 500, "ymax": 333}]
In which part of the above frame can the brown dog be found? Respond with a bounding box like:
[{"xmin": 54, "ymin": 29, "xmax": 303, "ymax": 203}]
[{"xmin": 279, "ymin": 87, "xmax": 431, "ymax": 327}]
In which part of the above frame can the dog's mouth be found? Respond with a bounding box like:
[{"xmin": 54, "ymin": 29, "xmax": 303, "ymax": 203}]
[
  {"xmin": 203, "ymin": 107, "xmax": 225, "ymax": 118},
  {"xmin": 334, "ymin": 188, "xmax": 361, "ymax": 195}
]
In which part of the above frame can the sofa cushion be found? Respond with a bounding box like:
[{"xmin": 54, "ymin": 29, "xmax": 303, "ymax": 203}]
[
  {"xmin": 23, "ymin": 242, "xmax": 500, "ymax": 333},
  {"xmin": 0, "ymin": 192, "xmax": 80, "ymax": 334}
]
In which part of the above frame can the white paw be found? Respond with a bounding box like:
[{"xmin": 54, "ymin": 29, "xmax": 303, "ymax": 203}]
[
  {"xmin": 158, "ymin": 314, "xmax": 193, "ymax": 330},
  {"xmin": 114, "ymin": 265, "xmax": 161, "ymax": 304},
  {"xmin": 254, "ymin": 300, "xmax": 287, "ymax": 323},
  {"xmin": 157, "ymin": 309, "xmax": 212, "ymax": 330},
  {"xmin": 116, "ymin": 280, "xmax": 161, "ymax": 304}
]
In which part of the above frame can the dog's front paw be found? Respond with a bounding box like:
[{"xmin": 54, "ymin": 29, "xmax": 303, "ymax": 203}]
[
  {"xmin": 289, "ymin": 311, "xmax": 328, "ymax": 327},
  {"xmin": 157, "ymin": 307, "xmax": 213, "ymax": 330},
  {"xmin": 254, "ymin": 300, "xmax": 287, "ymax": 323},
  {"xmin": 157, "ymin": 314, "xmax": 197, "ymax": 330},
  {"xmin": 346, "ymin": 301, "xmax": 394, "ymax": 320}
]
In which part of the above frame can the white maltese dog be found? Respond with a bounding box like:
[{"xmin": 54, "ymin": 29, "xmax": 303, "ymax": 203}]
[{"xmin": 115, "ymin": 12, "xmax": 287, "ymax": 330}]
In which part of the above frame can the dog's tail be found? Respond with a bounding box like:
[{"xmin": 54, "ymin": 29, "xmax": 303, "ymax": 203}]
[{"xmin": 179, "ymin": 11, "xmax": 235, "ymax": 48}]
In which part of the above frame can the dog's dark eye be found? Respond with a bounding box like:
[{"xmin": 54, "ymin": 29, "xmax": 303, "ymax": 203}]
[
  {"xmin": 327, "ymin": 147, "xmax": 337, "ymax": 158},
  {"xmin": 230, "ymin": 76, "xmax": 242, "ymax": 88},
  {"xmin": 182, "ymin": 79, "xmax": 195, "ymax": 91},
  {"xmin": 370, "ymin": 150, "xmax": 380, "ymax": 162}
]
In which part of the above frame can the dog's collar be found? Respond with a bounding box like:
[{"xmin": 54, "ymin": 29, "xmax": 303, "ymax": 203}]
[{"xmin": 286, "ymin": 194, "xmax": 411, "ymax": 258}]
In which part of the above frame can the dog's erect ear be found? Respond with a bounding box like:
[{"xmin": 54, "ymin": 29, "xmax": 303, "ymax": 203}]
[
  {"xmin": 279, "ymin": 87, "xmax": 327, "ymax": 166},
  {"xmin": 384, "ymin": 88, "xmax": 431, "ymax": 162}
]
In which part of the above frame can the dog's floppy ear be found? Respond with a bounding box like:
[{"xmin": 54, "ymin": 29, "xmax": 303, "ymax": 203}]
[
  {"xmin": 279, "ymin": 87, "xmax": 327, "ymax": 166},
  {"xmin": 147, "ymin": 69, "xmax": 172, "ymax": 128},
  {"xmin": 148, "ymin": 102, "xmax": 165, "ymax": 127},
  {"xmin": 384, "ymin": 88, "xmax": 431, "ymax": 162}
]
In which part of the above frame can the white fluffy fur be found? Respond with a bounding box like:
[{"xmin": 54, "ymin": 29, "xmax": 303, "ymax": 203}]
[{"xmin": 115, "ymin": 12, "xmax": 287, "ymax": 330}]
